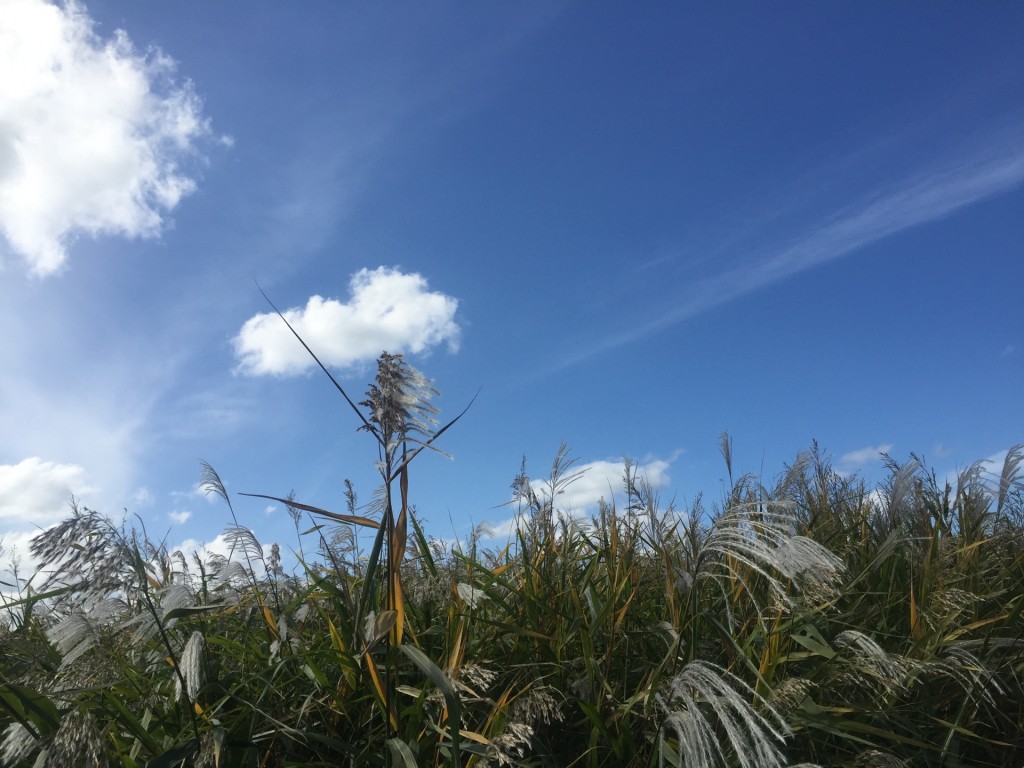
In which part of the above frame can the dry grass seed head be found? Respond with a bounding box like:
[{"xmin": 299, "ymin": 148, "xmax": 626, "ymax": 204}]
[
  {"xmin": 831, "ymin": 631, "xmax": 909, "ymax": 698},
  {"xmin": 919, "ymin": 645, "xmax": 1003, "ymax": 708},
  {"xmin": 510, "ymin": 686, "xmax": 563, "ymax": 726},
  {"xmin": 454, "ymin": 663, "xmax": 498, "ymax": 693},
  {"xmin": 849, "ymin": 749, "xmax": 908, "ymax": 767},
  {"xmin": 46, "ymin": 709, "xmax": 104, "ymax": 768},
  {"xmin": 661, "ymin": 660, "xmax": 790, "ymax": 768},
  {"xmin": 0, "ymin": 723, "xmax": 35, "ymax": 766},
  {"xmin": 46, "ymin": 612, "xmax": 101, "ymax": 669},
  {"xmin": 480, "ymin": 722, "xmax": 534, "ymax": 768},
  {"xmin": 174, "ymin": 630, "xmax": 206, "ymax": 703},
  {"xmin": 360, "ymin": 352, "xmax": 440, "ymax": 455},
  {"xmin": 767, "ymin": 677, "xmax": 817, "ymax": 716},
  {"xmin": 699, "ymin": 502, "xmax": 845, "ymax": 618},
  {"xmin": 455, "ymin": 582, "xmax": 486, "ymax": 609}
]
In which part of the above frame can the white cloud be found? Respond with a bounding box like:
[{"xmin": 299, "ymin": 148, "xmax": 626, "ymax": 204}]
[
  {"xmin": 839, "ymin": 444, "xmax": 893, "ymax": 471},
  {"xmin": 171, "ymin": 482, "xmax": 217, "ymax": 504},
  {"xmin": 132, "ymin": 486, "xmax": 154, "ymax": 507},
  {"xmin": 234, "ymin": 267, "xmax": 461, "ymax": 376},
  {"xmin": 0, "ymin": 457, "xmax": 96, "ymax": 587},
  {"xmin": 533, "ymin": 456, "xmax": 673, "ymax": 518},
  {"xmin": 172, "ymin": 532, "xmax": 289, "ymax": 574},
  {"xmin": 168, "ymin": 510, "xmax": 192, "ymax": 525},
  {"xmin": 0, "ymin": 527, "xmax": 48, "ymax": 593},
  {"xmin": 481, "ymin": 516, "xmax": 520, "ymax": 542},
  {"xmin": 483, "ymin": 455, "xmax": 676, "ymax": 541},
  {"xmin": 173, "ymin": 533, "xmax": 234, "ymax": 563},
  {"xmin": 0, "ymin": 457, "xmax": 95, "ymax": 523},
  {"xmin": 0, "ymin": 0, "xmax": 213, "ymax": 275}
]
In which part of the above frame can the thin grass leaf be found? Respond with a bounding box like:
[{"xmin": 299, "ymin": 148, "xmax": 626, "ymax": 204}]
[
  {"xmin": 254, "ymin": 282, "xmax": 380, "ymax": 441},
  {"xmin": 386, "ymin": 737, "xmax": 419, "ymax": 767},
  {"xmin": 400, "ymin": 644, "xmax": 462, "ymax": 767},
  {"xmin": 239, "ymin": 493, "xmax": 380, "ymax": 529}
]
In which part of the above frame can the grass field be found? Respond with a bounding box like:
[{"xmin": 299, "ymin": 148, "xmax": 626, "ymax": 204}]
[{"xmin": 2, "ymin": 349, "xmax": 1021, "ymax": 767}]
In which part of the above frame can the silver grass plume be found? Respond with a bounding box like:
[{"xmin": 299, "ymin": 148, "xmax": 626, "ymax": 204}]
[
  {"xmin": 832, "ymin": 630, "xmax": 908, "ymax": 697},
  {"xmin": 699, "ymin": 501, "xmax": 844, "ymax": 614},
  {"xmin": 0, "ymin": 723, "xmax": 34, "ymax": 766},
  {"xmin": 480, "ymin": 722, "xmax": 534, "ymax": 767},
  {"xmin": 46, "ymin": 612, "xmax": 101, "ymax": 669},
  {"xmin": 767, "ymin": 677, "xmax": 817, "ymax": 717},
  {"xmin": 196, "ymin": 729, "xmax": 225, "ymax": 768},
  {"xmin": 955, "ymin": 459, "xmax": 986, "ymax": 508},
  {"xmin": 455, "ymin": 582, "xmax": 487, "ymax": 609},
  {"xmin": 208, "ymin": 557, "xmax": 251, "ymax": 593},
  {"xmin": 199, "ymin": 461, "xmax": 230, "ymax": 505},
  {"xmin": 46, "ymin": 709, "xmax": 104, "ymax": 768},
  {"xmin": 454, "ymin": 663, "xmax": 499, "ymax": 694},
  {"xmin": 879, "ymin": 455, "xmax": 922, "ymax": 533},
  {"xmin": 660, "ymin": 660, "xmax": 791, "ymax": 768},
  {"xmin": 919, "ymin": 644, "xmax": 1002, "ymax": 708},
  {"xmin": 995, "ymin": 443, "xmax": 1023, "ymax": 516},
  {"xmin": 174, "ymin": 630, "xmax": 206, "ymax": 703},
  {"xmin": 480, "ymin": 685, "xmax": 563, "ymax": 767},
  {"xmin": 850, "ymin": 749, "xmax": 907, "ymax": 767},
  {"xmin": 29, "ymin": 502, "xmax": 135, "ymax": 598},
  {"xmin": 223, "ymin": 525, "xmax": 263, "ymax": 560},
  {"xmin": 122, "ymin": 582, "xmax": 197, "ymax": 643},
  {"xmin": 359, "ymin": 352, "xmax": 440, "ymax": 458},
  {"xmin": 920, "ymin": 587, "xmax": 978, "ymax": 632}
]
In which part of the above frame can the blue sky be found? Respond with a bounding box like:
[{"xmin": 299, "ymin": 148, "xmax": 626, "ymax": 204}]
[{"xmin": 1, "ymin": 1, "xmax": 1022, "ymax": 569}]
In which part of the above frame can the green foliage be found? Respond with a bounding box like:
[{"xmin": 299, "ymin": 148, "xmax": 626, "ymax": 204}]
[{"xmin": 1, "ymin": 336, "xmax": 1021, "ymax": 766}]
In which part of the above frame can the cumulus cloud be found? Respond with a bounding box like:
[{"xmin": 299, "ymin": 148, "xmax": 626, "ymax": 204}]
[
  {"xmin": 0, "ymin": 0, "xmax": 213, "ymax": 275},
  {"xmin": 172, "ymin": 531, "xmax": 291, "ymax": 574},
  {"xmin": 234, "ymin": 267, "xmax": 461, "ymax": 376},
  {"xmin": 485, "ymin": 454, "xmax": 676, "ymax": 541},
  {"xmin": 173, "ymin": 532, "xmax": 235, "ymax": 563},
  {"xmin": 168, "ymin": 510, "xmax": 192, "ymax": 525},
  {"xmin": 132, "ymin": 486, "xmax": 155, "ymax": 506},
  {"xmin": 535, "ymin": 456, "xmax": 674, "ymax": 517},
  {"xmin": 0, "ymin": 457, "xmax": 95, "ymax": 523}
]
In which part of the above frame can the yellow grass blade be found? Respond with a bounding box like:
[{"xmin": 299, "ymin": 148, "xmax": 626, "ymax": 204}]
[{"xmin": 364, "ymin": 654, "xmax": 398, "ymax": 731}]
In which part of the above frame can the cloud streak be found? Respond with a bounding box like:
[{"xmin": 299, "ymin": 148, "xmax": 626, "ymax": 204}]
[{"xmin": 559, "ymin": 136, "xmax": 1024, "ymax": 370}]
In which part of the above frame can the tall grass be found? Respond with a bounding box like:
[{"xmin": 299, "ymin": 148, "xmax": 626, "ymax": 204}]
[{"xmin": 1, "ymin": 326, "xmax": 1021, "ymax": 766}]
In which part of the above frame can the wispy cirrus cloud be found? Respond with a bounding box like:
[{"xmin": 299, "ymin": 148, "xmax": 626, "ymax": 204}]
[
  {"xmin": 559, "ymin": 134, "xmax": 1024, "ymax": 371},
  {"xmin": 0, "ymin": 0, "xmax": 216, "ymax": 276},
  {"xmin": 234, "ymin": 267, "xmax": 461, "ymax": 376}
]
